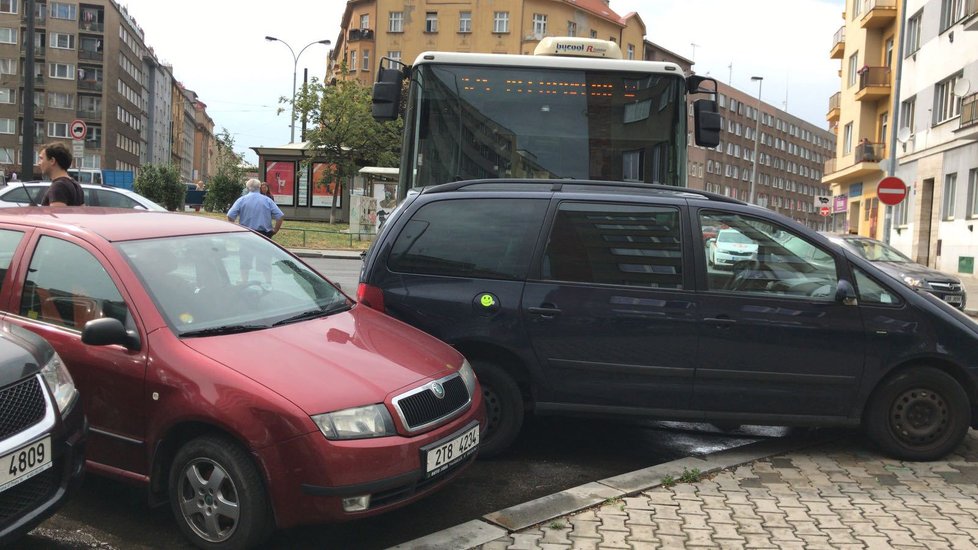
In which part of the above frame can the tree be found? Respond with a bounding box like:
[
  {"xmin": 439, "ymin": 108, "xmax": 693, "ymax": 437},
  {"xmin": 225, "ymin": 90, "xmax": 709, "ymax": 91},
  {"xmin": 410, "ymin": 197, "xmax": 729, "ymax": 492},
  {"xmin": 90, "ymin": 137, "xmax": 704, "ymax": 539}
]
[
  {"xmin": 293, "ymin": 68, "xmax": 402, "ymax": 223},
  {"xmin": 204, "ymin": 129, "xmax": 246, "ymax": 213},
  {"xmin": 134, "ymin": 164, "xmax": 184, "ymax": 211}
]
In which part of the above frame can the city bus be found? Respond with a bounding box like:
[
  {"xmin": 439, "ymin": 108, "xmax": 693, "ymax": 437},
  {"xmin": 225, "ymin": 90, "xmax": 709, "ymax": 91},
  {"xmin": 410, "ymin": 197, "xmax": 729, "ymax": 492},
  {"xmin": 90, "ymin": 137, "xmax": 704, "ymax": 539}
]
[{"xmin": 372, "ymin": 37, "xmax": 721, "ymax": 199}]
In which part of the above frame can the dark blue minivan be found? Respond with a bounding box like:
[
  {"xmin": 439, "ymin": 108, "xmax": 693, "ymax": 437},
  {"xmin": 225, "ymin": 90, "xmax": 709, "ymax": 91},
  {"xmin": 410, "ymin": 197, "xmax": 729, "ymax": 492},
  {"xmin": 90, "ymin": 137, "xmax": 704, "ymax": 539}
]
[{"xmin": 359, "ymin": 180, "xmax": 978, "ymax": 461}]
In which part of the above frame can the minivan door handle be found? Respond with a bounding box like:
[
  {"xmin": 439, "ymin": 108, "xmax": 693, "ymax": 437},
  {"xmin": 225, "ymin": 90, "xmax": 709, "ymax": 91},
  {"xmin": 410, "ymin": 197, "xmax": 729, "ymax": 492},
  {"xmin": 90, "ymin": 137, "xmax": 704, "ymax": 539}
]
[
  {"xmin": 528, "ymin": 305, "xmax": 562, "ymax": 317},
  {"xmin": 704, "ymin": 316, "xmax": 737, "ymax": 327}
]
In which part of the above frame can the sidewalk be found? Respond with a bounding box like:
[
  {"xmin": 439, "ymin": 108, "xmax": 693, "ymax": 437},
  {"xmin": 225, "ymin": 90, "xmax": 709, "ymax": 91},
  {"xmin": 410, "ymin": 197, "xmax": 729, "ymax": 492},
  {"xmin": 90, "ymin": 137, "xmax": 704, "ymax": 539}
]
[{"xmin": 401, "ymin": 431, "xmax": 978, "ymax": 549}]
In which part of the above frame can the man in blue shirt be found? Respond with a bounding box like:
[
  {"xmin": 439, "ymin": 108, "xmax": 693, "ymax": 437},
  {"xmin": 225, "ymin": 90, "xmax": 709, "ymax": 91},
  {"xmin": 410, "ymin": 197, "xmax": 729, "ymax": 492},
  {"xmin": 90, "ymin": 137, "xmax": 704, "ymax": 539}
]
[{"xmin": 228, "ymin": 178, "xmax": 285, "ymax": 283}]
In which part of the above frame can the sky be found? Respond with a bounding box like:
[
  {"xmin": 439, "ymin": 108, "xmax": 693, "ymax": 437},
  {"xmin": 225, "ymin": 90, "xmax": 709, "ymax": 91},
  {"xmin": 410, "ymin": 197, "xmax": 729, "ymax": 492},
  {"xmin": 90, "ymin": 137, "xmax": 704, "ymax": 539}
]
[{"xmin": 125, "ymin": 0, "xmax": 845, "ymax": 166}]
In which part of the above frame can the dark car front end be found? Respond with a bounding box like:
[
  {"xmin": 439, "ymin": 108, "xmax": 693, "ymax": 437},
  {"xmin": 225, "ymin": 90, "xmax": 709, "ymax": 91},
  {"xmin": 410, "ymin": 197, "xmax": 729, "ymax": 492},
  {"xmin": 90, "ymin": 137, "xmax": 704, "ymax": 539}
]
[{"xmin": 0, "ymin": 322, "xmax": 86, "ymax": 544}]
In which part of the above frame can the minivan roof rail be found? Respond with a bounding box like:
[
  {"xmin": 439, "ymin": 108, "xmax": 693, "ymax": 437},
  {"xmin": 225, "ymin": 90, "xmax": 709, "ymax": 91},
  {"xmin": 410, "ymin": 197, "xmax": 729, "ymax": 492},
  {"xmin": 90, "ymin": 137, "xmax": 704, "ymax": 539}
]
[{"xmin": 422, "ymin": 179, "xmax": 746, "ymax": 205}]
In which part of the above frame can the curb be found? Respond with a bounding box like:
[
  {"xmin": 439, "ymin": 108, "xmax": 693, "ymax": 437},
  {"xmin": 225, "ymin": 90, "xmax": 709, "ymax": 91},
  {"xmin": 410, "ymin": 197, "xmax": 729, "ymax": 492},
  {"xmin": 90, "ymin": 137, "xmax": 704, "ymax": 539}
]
[{"xmin": 390, "ymin": 430, "xmax": 841, "ymax": 550}]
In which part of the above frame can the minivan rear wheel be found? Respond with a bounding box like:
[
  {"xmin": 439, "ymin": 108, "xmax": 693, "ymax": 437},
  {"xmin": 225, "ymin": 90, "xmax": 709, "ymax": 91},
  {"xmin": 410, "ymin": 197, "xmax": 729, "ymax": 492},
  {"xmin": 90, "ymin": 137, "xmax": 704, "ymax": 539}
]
[
  {"xmin": 865, "ymin": 367, "xmax": 970, "ymax": 461},
  {"xmin": 169, "ymin": 435, "xmax": 273, "ymax": 549},
  {"xmin": 472, "ymin": 360, "xmax": 523, "ymax": 458}
]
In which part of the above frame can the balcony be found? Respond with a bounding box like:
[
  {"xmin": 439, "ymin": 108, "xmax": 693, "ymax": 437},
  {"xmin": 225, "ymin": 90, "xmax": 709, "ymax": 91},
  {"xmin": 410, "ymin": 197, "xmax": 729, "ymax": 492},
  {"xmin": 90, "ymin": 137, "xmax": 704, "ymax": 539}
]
[
  {"xmin": 827, "ymin": 92, "xmax": 841, "ymax": 122},
  {"xmin": 823, "ymin": 140, "xmax": 886, "ymax": 185},
  {"xmin": 76, "ymin": 108, "xmax": 101, "ymax": 120},
  {"xmin": 22, "ymin": 11, "xmax": 46, "ymax": 26},
  {"xmin": 19, "ymin": 74, "xmax": 45, "ymax": 87},
  {"xmin": 855, "ymin": 66, "xmax": 891, "ymax": 101},
  {"xmin": 78, "ymin": 50, "xmax": 103, "ymax": 62},
  {"xmin": 965, "ymin": 0, "xmax": 978, "ymax": 31},
  {"xmin": 78, "ymin": 80, "xmax": 103, "ymax": 92},
  {"xmin": 348, "ymin": 28, "xmax": 374, "ymax": 41},
  {"xmin": 79, "ymin": 21, "xmax": 104, "ymax": 33},
  {"xmin": 21, "ymin": 44, "xmax": 45, "ymax": 58},
  {"xmin": 955, "ymin": 92, "xmax": 978, "ymax": 140},
  {"xmin": 830, "ymin": 26, "xmax": 846, "ymax": 59},
  {"xmin": 85, "ymin": 138, "xmax": 101, "ymax": 149},
  {"xmin": 860, "ymin": 0, "xmax": 897, "ymax": 29}
]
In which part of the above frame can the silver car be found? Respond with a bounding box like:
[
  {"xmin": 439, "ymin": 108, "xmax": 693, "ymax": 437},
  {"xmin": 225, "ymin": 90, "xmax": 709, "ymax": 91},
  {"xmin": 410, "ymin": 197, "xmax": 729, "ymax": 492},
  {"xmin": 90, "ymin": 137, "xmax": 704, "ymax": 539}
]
[{"xmin": 0, "ymin": 182, "xmax": 166, "ymax": 211}]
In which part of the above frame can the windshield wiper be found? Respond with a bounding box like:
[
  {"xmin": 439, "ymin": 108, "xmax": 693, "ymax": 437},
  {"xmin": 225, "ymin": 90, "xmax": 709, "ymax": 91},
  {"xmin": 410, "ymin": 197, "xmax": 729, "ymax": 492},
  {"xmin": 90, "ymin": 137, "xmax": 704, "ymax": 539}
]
[
  {"xmin": 272, "ymin": 301, "xmax": 353, "ymax": 327},
  {"xmin": 181, "ymin": 324, "xmax": 268, "ymax": 337}
]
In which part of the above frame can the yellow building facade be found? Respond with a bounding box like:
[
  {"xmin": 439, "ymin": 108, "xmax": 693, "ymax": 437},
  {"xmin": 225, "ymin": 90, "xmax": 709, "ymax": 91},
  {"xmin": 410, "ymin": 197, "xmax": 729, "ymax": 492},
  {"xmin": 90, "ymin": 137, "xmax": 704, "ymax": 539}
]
[
  {"xmin": 330, "ymin": 0, "xmax": 647, "ymax": 86},
  {"xmin": 823, "ymin": 0, "xmax": 901, "ymax": 238}
]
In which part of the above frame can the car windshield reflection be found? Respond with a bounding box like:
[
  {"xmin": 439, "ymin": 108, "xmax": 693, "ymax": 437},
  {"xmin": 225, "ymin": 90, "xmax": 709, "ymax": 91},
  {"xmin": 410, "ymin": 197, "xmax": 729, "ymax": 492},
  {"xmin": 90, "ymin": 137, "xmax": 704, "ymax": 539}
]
[{"xmin": 117, "ymin": 233, "xmax": 347, "ymax": 336}]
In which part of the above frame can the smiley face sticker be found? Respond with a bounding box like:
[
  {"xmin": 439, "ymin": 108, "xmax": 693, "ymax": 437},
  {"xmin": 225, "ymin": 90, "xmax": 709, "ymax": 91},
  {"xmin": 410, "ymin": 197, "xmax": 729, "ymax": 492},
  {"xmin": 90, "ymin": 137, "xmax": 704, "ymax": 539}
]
[
  {"xmin": 473, "ymin": 292, "xmax": 500, "ymax": 314},
  {"xmin": 480, "ymin": 294, "xmax": 496, "ymax": 307}
]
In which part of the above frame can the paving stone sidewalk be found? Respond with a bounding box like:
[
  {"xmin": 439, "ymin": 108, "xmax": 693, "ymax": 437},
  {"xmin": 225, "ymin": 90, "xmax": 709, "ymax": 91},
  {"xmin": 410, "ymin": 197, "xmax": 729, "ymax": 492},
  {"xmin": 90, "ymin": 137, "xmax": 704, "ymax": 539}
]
[{"xmin": 478, "ymin": 432, "xmax": 978, "ymax": 549}]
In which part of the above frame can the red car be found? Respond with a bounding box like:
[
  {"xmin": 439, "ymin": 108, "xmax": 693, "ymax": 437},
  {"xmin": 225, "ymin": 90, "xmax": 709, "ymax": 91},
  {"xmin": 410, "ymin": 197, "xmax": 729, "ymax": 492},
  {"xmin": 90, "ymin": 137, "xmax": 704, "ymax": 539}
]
[{"xmin": 0, "ymin": 208, "xmax": 484, "ymax": 549}]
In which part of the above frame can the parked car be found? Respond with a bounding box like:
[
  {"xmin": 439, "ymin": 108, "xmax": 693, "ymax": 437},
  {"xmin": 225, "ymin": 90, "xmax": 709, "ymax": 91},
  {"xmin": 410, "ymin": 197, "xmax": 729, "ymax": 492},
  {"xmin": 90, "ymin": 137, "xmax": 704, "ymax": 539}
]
[
  {"xmin": 359, "ymin": 179, "xmax": 978, "ymax": 462},
  {"xmin": 707, "ymin": 228, "xmax": 759, "ymax": 269},
  {"xmin": 0, "ymin": 182, "xmax": 166, "ymax": 211},
  {"xmin": 0, "ymin": 208, "xmax": 483, "ymax": 549},
  {"xmin": 0, "ymin": 320, "xmax": 86, "ymax": 544},
  {"xmin": 825, "ymin": 234, "xmax": 967, "ymax": 311}
]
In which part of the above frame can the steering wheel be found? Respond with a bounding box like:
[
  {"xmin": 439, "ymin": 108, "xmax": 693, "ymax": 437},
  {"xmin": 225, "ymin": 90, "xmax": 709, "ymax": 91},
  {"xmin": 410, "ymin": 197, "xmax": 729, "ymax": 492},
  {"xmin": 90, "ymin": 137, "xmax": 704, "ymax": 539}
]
[{"xmin": 725, "ymin": 260, "xmax": 772, "ymax": 292}]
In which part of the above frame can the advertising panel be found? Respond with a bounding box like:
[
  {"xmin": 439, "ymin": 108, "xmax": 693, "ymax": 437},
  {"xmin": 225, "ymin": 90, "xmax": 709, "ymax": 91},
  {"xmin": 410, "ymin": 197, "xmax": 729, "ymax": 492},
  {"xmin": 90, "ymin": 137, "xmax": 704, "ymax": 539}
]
[
  {"xmin": 264, "ymin": 161, "xmax": 294, "ymax": 205},
  {"xmin": 311, "ymin": 162, "xmax": 341, "ymax": 208}
]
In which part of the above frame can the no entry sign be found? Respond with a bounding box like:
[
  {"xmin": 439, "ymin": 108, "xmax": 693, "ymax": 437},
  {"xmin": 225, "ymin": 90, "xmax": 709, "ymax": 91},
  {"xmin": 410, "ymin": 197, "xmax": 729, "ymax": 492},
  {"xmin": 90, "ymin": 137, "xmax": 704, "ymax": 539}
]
[{"xmin": 877, "ymin": 177, "xmax": 907, "ymax": 206}]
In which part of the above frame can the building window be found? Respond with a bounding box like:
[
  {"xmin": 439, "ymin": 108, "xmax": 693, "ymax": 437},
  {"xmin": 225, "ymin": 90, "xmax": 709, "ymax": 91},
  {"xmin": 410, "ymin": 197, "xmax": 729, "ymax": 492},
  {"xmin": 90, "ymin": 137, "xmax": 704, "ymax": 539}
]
[
  {"xmin": 967, "ymin": 169, "xmax": 978, "ymax": 219},
  {"xmin": 532, "ymin": 14, "xmax": 547, "ymax": 36},
  {"xmin": 567, "ymin": 21, "xmax": 577, "ymax": 37},
  {"xmin": 47, "ymin": 91, "xmax": 73, "ymax": 109},
  {"xmin": 622, "ymin": 150, "xmax": 641, "ymax": 181},
  {"xmin": 627, "ymin": 44, "xmax": 635, "ymax": 60},
  {"xmin": 388, "ymin": 11, "xmax": 403, "ymax": 33},
  {"xmin": 349, "ymin": 51, "xmax": 357, "ymax": 73},
  {"xmin": 50, "ymin": 32, "xmax": 75, "ymax": 49},
  {"xmin": 906, "ymin": 11, "xmax": 922, "ymax": 55},
  {"xmin": 940, "ymin": 0, "xmax": 965, "ymax": 32},
  {"xmin": 853, "ymin": 0, "xmax": 862, "ymax": 18},
  {"xmin": 900, "ymin": 96, "xmax": 916, "ymax": 134},
  {"xmin": 884, "ymin": 37, "xmax": 894, "ymax": 68},
  {"xmin": 459, "ymin": 11, "xmax": 471, "ymax": 33},
  {"xmin": 590, "ymin": 29, "xmax": 597, "ymax": 38},
  {"xmin": 0, "ymin": 88, "xmax": 12, "ymax": 104},
  {"xmin": 48, "ymin": 62, "xmax": 74, "ymax": 79},
  {"xmin": 386, "ymin": 50, "xmax": 401, "ymax": 64},
  {"xmin": 49, "ymin": 2, "xmax": 75, "ymax": 20},
  {"xmin": 847, "ymin": 52, "xmax": 859, "ymax": 88},
  {"xmin": 493, "ymin": 11, "xmax": 509, "ymax": 33},
  {"xmin": 934, "ymin": 72, "xmax": 963, "ymax": 125},
  {"xmin": 879, "ymin": 112, "xmax": 888, "ymax": 147},
  {"xmin": 361, "ymin": 49, "xmax": 369, "ymax": 71},
  {"xmin": 843, "ymin": 122, "xmax": 853, "ymax": 154},
  {"xmin": 360, "ymin": 14, "xmax": 369, "ymax": 30},
  {"xmin": 0, "ymin": 27, "xmax": 15, "ymax": 44},
  {"xmin": 425, "ymin": 12, "xmax": 438, "ymax": 33},
  {"xmin": 47, "ymin": 121, "xmax": 69, "ymax": 137},
  {"xmin": 0, "ymin": 148, "xmax": 12, "ymax": 163},
  {"xmin": 942, "ymin": 173, "xmax": 957, "ymax": 220},
  {"xmin": 0, "ymin": 0, "xmax": 17, "ymax": 14},
  {"xmin": 0, "ymin": 118, "xmax": 14, "ymax": 134}
]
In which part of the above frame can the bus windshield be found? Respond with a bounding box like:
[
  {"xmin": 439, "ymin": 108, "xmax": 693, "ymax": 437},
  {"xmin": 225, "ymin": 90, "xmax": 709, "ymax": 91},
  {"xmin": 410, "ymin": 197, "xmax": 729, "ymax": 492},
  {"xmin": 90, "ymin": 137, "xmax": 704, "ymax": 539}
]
[{"xmin": 405, "ymin": 64, "xmax": 687, "ymax": 189}]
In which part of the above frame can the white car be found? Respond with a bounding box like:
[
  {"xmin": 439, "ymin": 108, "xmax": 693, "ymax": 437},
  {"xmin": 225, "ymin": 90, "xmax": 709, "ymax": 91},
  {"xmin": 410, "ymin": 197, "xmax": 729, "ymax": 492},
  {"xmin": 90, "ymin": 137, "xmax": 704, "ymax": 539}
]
[
  {"xmin": 0, "ymin": 182, "xmax": 166, "ymax": 211},
  {"xmin": 707, "ymin": 228, "xmax": 759, "ymax": 269}
]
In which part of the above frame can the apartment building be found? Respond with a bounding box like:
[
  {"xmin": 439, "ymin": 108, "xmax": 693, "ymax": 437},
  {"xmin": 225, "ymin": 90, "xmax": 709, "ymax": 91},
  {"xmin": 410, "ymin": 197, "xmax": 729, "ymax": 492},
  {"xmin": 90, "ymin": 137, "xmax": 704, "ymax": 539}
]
[
  {"xmin": 823, "ymin": 0, "xmax": 901, "ymax": 239},
  {"xmin": 0, "ymin": 0, "xmax": 212, "ymax": 181},
  {"xmin": 192, "ymin": 98, "xmax": 213, "ymax": 182},
  {"xmin": 888, "ymin": 0, "xmax": 977, "ymax": 275},
  {"xmin": 330, "ymin": 0, "xmax": 646, "ymax": 85},
  {"xmin": 171, "ymin": 82, "xmax": 195, "ymax": 180},
  {"xmin": 693, "ymin": 81, "xmax": 835, "ymax": 229}
]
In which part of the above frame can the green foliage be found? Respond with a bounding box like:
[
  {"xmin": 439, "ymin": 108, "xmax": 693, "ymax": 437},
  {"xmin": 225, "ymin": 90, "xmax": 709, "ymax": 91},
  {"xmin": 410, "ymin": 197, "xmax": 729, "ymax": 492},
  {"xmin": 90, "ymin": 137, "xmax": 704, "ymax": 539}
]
[
  {"xmin": 134, "ymin": 164, "xmax": 184, "ymax": 211},
  {"xmin": 548, "ymin": 521, "xmax": 566, "ymax": 530},
  {"xmin": 661, "ymin": 475, "xmax": 676, "ymax": 488},
  {"xmin": 203, "ymin": 173, "xmax": 243, "ymax": 214},
  {"xmin": 213, "ymin": 128, "xmax": 245, "ymax": 182},
  {"xmin": 679, "ymin": 467, "xmax": 701, "ymax": 483}
]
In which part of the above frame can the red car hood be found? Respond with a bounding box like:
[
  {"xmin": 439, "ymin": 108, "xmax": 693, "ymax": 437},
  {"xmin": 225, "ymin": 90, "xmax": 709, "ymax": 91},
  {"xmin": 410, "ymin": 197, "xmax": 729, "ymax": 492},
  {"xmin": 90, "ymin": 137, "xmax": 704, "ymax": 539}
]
[{"xmin": 180, "ymin": 305, "xmax": 462, "ymax": 414}]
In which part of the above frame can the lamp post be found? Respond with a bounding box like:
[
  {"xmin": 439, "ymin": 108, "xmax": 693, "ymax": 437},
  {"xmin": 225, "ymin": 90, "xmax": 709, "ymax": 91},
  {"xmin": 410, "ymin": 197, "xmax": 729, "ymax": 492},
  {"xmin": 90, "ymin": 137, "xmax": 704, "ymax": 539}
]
[
  {"xmin": 265, "ymin": 36, "xmax": 331, "ymax": 144},
  {"xmin": 748, "ymin": 76, "xmax": 763, "ymax": 205}
]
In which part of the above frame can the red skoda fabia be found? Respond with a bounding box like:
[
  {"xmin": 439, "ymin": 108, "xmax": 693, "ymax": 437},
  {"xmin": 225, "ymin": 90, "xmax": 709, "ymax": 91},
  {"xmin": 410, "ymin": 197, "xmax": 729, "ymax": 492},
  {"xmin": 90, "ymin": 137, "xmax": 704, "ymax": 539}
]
[{"xmin": 0, "ymin": 208, "xmax": 484, "ymax": 549}]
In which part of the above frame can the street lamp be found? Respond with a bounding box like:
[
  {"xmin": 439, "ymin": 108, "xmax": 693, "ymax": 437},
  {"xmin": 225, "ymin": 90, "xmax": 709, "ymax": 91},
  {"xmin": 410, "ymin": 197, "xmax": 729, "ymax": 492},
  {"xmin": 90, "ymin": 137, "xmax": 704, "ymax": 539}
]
[
  {"xmin": 748, "ymin": 76, "xmax": 763, "ymax": 205},
  {"xmin": 265, "ymin": 36, "xmax": 332, "ymax": 144}
]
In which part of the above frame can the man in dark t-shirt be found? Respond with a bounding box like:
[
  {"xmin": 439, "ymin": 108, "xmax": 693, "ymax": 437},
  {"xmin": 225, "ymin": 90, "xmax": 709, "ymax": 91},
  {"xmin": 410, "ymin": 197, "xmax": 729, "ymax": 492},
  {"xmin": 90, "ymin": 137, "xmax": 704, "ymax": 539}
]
[{"xmin": 38, "ymin": 142, "xmax": 84, "ymax": 206}]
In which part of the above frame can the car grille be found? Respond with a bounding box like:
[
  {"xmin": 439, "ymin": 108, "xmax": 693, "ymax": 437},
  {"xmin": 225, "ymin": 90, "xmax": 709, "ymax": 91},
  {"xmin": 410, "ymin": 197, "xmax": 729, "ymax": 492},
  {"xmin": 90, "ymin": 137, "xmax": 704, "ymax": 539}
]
[
  {"xmin": 393, "ymin": 375, "xmax": 469, "ymax": 432},
  {"xmin": 0, "ymin": 377, "xmax": 46, "ymax": 440},
  {"xmin": 0, "ymin": 467, "xmax": 55, "ymax": 526},
  {"xmin": 928, "ymin": 281, "xmax": 962, "ymax": 292}
]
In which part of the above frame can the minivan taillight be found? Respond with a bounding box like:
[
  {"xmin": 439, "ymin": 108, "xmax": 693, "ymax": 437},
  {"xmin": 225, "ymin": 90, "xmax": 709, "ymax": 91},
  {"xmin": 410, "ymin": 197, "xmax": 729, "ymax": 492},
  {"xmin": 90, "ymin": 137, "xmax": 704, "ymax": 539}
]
[{"xmin": 357, "ymin": 283, "xmax": 386, "ymax": 312}]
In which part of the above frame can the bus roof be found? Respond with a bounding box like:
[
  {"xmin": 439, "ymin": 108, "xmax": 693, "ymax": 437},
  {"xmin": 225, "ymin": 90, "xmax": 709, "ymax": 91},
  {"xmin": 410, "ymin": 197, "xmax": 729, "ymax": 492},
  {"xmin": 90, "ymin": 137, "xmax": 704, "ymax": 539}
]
[{"xmin": 410, "ymin": 51, "xmax": 684, "ymax": 75}]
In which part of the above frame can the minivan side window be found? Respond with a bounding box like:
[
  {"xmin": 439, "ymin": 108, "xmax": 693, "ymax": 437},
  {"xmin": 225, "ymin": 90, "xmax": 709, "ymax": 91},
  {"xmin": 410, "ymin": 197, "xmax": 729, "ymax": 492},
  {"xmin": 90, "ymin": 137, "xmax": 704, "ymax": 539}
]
[
  {"xmin": 20, "ymin": 236, "xmax": 132, "ymax": 330},
  {"xmin": 0, "ymin": 229, "xmax": 24, "ymax": 291},
  {"xmin": 700, "ymin": 211, "xmax": 837, "ymax": 300},
  {"xmin": 541, "ymin": 202, "xmax": 684, "ymax": 289},
  {"xmin": 388, "ymin": 198, "xmax": 548, "ymax": 280},
  {"xmin": 852, "ymin": 265, "xmax": 902, "ymax": 305}
]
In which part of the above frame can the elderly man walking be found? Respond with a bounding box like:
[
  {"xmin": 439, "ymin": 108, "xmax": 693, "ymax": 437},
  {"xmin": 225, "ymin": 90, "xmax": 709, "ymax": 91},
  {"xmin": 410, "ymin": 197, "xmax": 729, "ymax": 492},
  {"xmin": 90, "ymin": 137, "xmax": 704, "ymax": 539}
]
[{"xmin": 227, "ymin": 178, "xmax": 285, "ymax": 283}]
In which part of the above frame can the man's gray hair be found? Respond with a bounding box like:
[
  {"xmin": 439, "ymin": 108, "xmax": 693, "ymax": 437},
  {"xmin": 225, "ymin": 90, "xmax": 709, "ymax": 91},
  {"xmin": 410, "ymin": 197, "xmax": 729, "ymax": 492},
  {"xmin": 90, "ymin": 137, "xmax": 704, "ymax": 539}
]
[{"xmin": 245, "ymin": 178, "xmax": 262, "ymax": 192}]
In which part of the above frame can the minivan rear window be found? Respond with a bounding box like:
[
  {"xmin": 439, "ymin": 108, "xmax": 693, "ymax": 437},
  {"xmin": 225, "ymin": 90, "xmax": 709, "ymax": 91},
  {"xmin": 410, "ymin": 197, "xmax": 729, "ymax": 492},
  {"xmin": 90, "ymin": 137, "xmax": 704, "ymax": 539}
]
[{"xmin": 388, "ymin": 198, "xmax": 547, "ymax": 280}]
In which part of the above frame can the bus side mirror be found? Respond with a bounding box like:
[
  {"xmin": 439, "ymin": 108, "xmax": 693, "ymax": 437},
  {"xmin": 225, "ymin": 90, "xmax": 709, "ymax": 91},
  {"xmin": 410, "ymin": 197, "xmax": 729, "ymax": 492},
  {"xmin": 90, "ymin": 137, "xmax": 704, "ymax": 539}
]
[
  {"xmin": 694, "ymin": 99, "xmax": 721, "ymax": 148},
  {"xmin": 372, "ymin": 66, "xmax": 403, "ymax": 121}
]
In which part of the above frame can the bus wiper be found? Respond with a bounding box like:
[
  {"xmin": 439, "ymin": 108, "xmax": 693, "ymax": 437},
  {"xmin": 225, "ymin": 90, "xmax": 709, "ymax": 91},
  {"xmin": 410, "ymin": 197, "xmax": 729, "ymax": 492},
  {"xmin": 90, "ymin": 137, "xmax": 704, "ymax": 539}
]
[{"xmin": 181, "ymin": 324, "xmax": 268, "ymax": 337}]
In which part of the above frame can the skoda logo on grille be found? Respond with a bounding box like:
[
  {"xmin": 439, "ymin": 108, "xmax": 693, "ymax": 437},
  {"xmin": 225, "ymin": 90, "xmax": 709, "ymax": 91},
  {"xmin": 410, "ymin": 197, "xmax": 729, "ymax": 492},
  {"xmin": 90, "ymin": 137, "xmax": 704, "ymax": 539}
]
[{"xmin": 430, "ymin": 381, "xmax": 446, "ymax": 399}]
